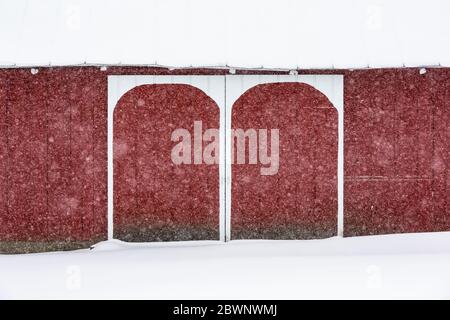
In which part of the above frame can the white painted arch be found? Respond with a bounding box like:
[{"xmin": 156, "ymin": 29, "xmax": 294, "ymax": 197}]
[{"xmin": 107, "ymin": 74, "xmax": 343, "ymax": 242}]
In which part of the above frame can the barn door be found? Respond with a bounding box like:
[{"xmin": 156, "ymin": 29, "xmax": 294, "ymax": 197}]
[
  {"xmin": 108, "ymin": 76, "xmax": 225, "ymax": 242},
  {"xmin": 225, "ymin": 75, "xmax": 343, "ymax": 240},
  {"xmin": 108, "ymin": 75, "xmax": 343, "ymax": 242}
]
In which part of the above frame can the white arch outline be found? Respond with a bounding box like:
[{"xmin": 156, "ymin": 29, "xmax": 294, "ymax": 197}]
[{"xmin": 107, "ymin": 74, "xmax": 344, "ymax": 242}]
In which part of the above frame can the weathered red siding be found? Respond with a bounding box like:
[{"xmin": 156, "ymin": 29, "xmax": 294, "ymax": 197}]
[
  {"xmin": 344, "ymin": 69, "xmax": 450, "ymax": 235},
  {"xmin": 113, "ymin": 84, "xmax": 219, "ymax": 241},
  {"xmin": 0, "ymin": 70, "xmax": 7, "ymax": 239},
  {"xmin": 0, "ymin": 66, "xmax": 449, "ymax": 252},
  {"xmin": 8, "ymin": 70, "xmax": 48, "ymax": 241},
  {"xmin": 231, "ymin": 83, "xmax": 337, "ymax": 239}
]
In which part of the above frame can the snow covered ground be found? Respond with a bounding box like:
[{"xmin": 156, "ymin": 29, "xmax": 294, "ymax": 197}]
[{"xmin": 1, "ymin": 232, "xmax": 449, "ymax": 299}]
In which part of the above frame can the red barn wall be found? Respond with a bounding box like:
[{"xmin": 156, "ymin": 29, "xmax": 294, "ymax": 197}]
[
  {"xmin": 231, "ymin": 83, "xmax": 337, "ymax": 239},
  {"xmin": 0, "ymin": 68, "xmax": 108, "ymax": 252},
  {"xmin": 113, "ymin": 84, "xmax": 219, "ymax": 241},
  {"xmin": 344, "ymin": 69, "xmax": 450, "ymax": 235},
  {"xmin": 0, "ymin": 66, "xmax": 449, "ymax": 252}
]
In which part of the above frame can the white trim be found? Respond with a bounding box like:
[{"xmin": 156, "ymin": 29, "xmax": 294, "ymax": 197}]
[
  {"xmin": 107, "ymin": 74, "xmax": 344, "ymax": 242},
  {"xmin": 225, "ymin": 75, "xmax": 344, "ymax": 239},
  {"xmin": 107, "ymin": 75, "xmax": 226, "ymax": 241}
]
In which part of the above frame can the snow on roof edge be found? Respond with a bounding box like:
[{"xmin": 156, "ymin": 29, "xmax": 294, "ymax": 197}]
[{"xmin": 0, "ymin": 62, "xmax": 447, "ymax": 71}]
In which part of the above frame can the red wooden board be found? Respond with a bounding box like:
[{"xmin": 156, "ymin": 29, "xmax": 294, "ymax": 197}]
[
  {"xmin": 113, "ymin": 84, "xmax": 220, "ymax": 241},
  {"xmin": 0, "ymin": 70, "xmax": 8, "ymax": 239}
]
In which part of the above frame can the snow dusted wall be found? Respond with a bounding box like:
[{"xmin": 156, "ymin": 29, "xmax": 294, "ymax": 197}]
[
  {"xmin": 113, "ymin": 84, "xmax": 220, "ymax": 241},
  {"xmin": 231, "ymin": 83, "xmax": 337, "ymax": 239},
  {"xmin": 1, "ymin": 0, "xmax": 449, "ymax": 69},
  {"xmin": 0, "ymin": 66, "xmax": 449, "ymax": 253},
  {"xmin": 0, "ymin": 68, "xmax": 108, "ymax": 253}
]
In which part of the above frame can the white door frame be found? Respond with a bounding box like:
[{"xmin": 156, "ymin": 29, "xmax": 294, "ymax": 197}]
[
  {"xmin": 107, "ymin": 74, "xmax": 344, "ymax": 242},
  {"xmin": 107, "ymin": 75, "xmax": 226, "ymax": 241}
]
